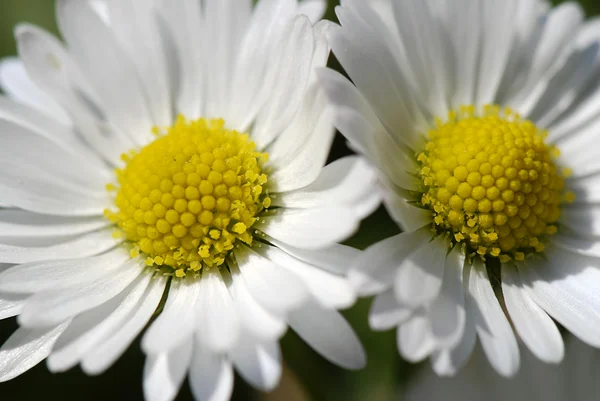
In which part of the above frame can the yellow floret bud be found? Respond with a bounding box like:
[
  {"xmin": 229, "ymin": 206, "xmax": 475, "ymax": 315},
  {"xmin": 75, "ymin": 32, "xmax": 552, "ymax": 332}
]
[
  {"xmin": 107, "ymin": 116, "xmax": 271, "ymax": 277},
  {"xmin": 417, "ymin": 105, "xmax": 571, "ymax": 261}
]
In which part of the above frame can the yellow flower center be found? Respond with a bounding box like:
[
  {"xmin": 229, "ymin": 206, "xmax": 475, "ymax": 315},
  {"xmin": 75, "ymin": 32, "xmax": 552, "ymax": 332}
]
[
  {"xmin": 417, "ymin": 105, "xmax": 573, "ymax": 262},
  {"xmin": 105, "ymin": 117, "xmax": 271, "ymax": 277}
]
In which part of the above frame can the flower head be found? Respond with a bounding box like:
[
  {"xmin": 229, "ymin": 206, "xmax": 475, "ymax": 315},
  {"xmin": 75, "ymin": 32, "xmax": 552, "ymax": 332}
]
[
  {"xmin": 321, "ymin": 0, "xmax": 600, "ymax": 377},
  {"xmin": 0, "ymin": 1, "xmax": 376, "ymax": 399}
]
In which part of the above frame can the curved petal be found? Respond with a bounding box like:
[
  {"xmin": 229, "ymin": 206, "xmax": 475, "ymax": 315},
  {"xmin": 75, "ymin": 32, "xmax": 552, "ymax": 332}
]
[
  {"xmin": 143, "ymin": 340, "xmax": 193, "ymax": 401},
  {"xmin": 189, "ymin": 343, "xmax": 234, "ymax": 401},
  {"xmin": 502, "ymin": 265, "xmax": 564, "ymax": 364},
  {"xmin": 18, "ymin": 259, "xmax": 142, "ymax": 327},
  {"xmin": 81, "ymin": 276, "xmax": 167, "ymax": 375},
  {"xmin": 287, "ymin": 297, "xmax": 366, "ymax": 370},
  {"xmin": 0, "ymin": 322, "xmax": 69, "ymax": 382},
  {"xmin": 195, "ymin": 268, "xmax": 240, "ymax": 353},
  {"xmin": 466, "ymin": 260, "xmax": 520, "ymax": 377},
  {"xmin": 258, "ymin": 207, "xmax": 360, "ymax": 250}
]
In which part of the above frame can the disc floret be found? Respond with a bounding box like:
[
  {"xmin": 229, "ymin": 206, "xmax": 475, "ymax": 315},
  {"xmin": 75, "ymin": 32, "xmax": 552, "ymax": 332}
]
[
  {"xmin": 417, "ymin": 105, "xmax": 573, "ymax": 262},
  {"xmin": 105, "ymin": 117, "xmax": 271, "ymax": 277}
]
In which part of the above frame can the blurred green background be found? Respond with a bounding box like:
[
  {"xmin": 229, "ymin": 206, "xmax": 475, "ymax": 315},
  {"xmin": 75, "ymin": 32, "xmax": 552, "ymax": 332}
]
[{"xmin": 0, "ymin": 0, "xmax": 599, "ymax": 400}]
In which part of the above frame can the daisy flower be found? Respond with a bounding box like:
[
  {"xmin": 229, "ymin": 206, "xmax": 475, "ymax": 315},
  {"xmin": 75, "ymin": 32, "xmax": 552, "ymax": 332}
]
[
  {"xmin": 406, "ymin": 337, "xmax": 600, "ymax": 401},
  {"xmin": 0, "ymin": 0, "xmax": 376, "ymax": 399},
  {"xmin": 320, "ymin": 0, "xmax": 600, "ymax": 377}
]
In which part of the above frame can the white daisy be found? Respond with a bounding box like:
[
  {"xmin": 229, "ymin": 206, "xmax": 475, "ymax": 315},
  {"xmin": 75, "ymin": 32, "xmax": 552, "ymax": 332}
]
[
  {"xmin": 320, "ymin": 0, "xmax": 600, "ymax": 377},
  {"xmin": 0, "ymin": 0, "xmax": 376, "ymax": 399},
  {"xmin": 406, "ymin": 337, "xmax": 600, "ymax": 401}
]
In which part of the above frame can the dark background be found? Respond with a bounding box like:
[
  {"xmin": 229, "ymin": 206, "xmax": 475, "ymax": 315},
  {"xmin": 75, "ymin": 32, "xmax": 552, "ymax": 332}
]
[{"xmin": 0, "ymin": 1, "xmax": 597, "ymax": 400}]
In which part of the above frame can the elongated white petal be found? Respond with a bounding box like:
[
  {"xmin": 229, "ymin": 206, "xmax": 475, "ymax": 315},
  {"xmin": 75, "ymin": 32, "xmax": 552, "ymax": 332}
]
[
  {"xmin": 0, "ymin": 210, "xmax": 107, "ymax": 238},
  {"xmin": 142, "ymin": 277, "xmax": 201, "ymax": 355},
  {"xmin": 234, "ymin": 247, "xmax": 308, "ymax": 317},
  {"xmin": 82, "ymin": 277, "xmax": 167, "ymax": 375},
  {"xmin": 252, "ymin": 16, "xmax": 314, "ymax": 149},
  {"xmin": 0, "ymin": 228, "xmax": 120, "ymax": 264},
  {"xmin": 189, "ymin": 343, "xmax": 234, "ymax": 401},
  {"xmin": 395, "ymin": 236, "xmax": 448, "ymax": 308},
  {"xmin": 195, "ymin": 268, "xmax": 240, "ymax": 353},
  {"xmin": 349, "ymin": 227, "xmax": 431, "ymax": 296},
  {"xmin": 502, "ymin": 265, "xmax": 564, "ymax": 364},
  {"xmin": 430, "ymin": 311, "xmax": 477, "ymax": 377},
  {"xmin": 56, "ymin": 0, "xmax": 154, "ymax": 144},
  {"xmin": 0, "ymin": 247, "xmax": 129, "ymax": 294},
  {"xmin": 398, "ymin": 312, "xmax": 435, "ymax": 363},
  {"xmin": 428, "ymin": 247, "xmax": 466, "ymax": 349},
  {"xmin": 19, "ymin": 260, "xmax": 142, "ymax": 327},
  {"xmin": 0, "ymin": 58, "xmax": 70, "ymax": 124},
  {"xmin": 273, "ymin": 157, "xmax": 379, "ymax": 214},
  {"xmin": 143, "ymin": 341, "xmax": 193, "ymax": 401},
  {"xmin": 520, "ymin": 249, "xmax": 600, "ymax": 348},
  {"xmin": 47, "ymin": 273, "xmax": 153, "ymax": 372},
  {"xmin": 258, "ymin": 207, "xmax": 359, "ymax": 250},
  {"xmin": 265, "ymin": 235, "xmax": 360, "ymax": 275},
  {"xmin": 287, "ymin": 297, "xmax": 366, "ymax": 370},
  {"xmin": 0, "ymin": 322, "xmax": 69, "ymax": 382},
  {"xmin": 255, "ymin": 243, "xmax": 356, "ymax": 309},
  {"xmin": 232, "ymin": 333, "xmax": 282, "ymax": 392},
  {"xmin": 369, "ymin": 291, "xmax": 411, "ymax": 331},
  {"xmin": 0, "ymin": 292, "xmax": 27, "ymax": 319},
  {"xmin": 467, "ymin": 260, "xmax": 520, "ymax": 377}
]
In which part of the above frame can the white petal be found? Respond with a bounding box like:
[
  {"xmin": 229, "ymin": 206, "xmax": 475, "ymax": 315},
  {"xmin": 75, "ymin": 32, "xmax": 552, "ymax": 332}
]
[
  {"xmin": 430, "ymin": 312, "xmax": 477, "ymax": 377},
  {"xmin": 142, "ymin": 277, "xmax": 200, "ymax": 355},
  {"xmin": 143, "ymin": 341, "xmax": 193, "ymax": 401},
  {"xmin": 0, "ymin": 96, "xmax": 106, "ymax": 171},
  {"xmin": 16, "ymin": 24, "xmax": 132, "ymax": 164},
  {"xmin": 0, "ymin": 322, "xmax": 68, "ymax": 382},
  {"xmin": 251, "ymin": 16, "xmax": 315, "ymax": 149},
  {"xmin": 428, "ymin": 246, "xmax": 466, "ymax": 349},
  {"xmin": 104, "ymin": 0, "xmax": 172, "ymax": 126},
  {"xmin": 0, "ymin": 247, "xmax": 129, "ymax": 294},
  {"xmin": 0, "ymin": 292, "xmax": 27, "ymax": 320},
  {"xmin": 234, "ymin": 247, "xmax": 308, "ymax": 317},
  {"xmin": 228, "ymin": 267, "xmax": 287, "ymax": 341},
  {"xmin": 272, "ymin": 156, "xmax": 379, "ymax": 213},
  {"xmin": 267, "ymin": 107, "xmax": 336, "ymax": 193},
  {"xmin": 297, "ymin": 0, "xmax": 327, "ymax": 23},
  {"xmin": 467, "ymin": 259, "xmax": 520, "ymax": 377},
  {"xmin": 47, "ymin": 273, "xmax": 153, "ymax": 372},
  {"xmin": 81, "ymin": 276, "xmax": 167, "ymax": 375},
  {"xmin": 232, "ymin": 334, "xmax": 282, "ymax": 392},
  {"xmin": 56, "ymin": 0, "xmax": 155, "ymax": 144},
  {"xmin": 397, "ymin": 312, "xmax": 435, "ymax": 363},
  {"xmin": 228, "ymin": 0, "xmax": 297, "ymax": 130},
  {"xmin": 203, "ymin": 0, "xmax": 252, "ymax": 122},
  {"xmin": 395, "ymin": 236, "xmax": 448, "ymax": 308},
  {"xmin": 157, "ymin": 0, "xmax": 204, "ymax": 119},
  {"xmin": 390, "ymin": 0, "xmax": 454, "ymax": 117},
  {"xmin": 258, "ymin": 207, "xmax": 360, "ymax": 250},
  {"xmin": 520, "ymin": 248, "xmax": 600, "ymax": 348},
  {"xmin": 502, "ymin": 265, "xmax": 564, "ymax": 364},
  {"xmin": 189, "ymin": 343, "xmax": 234, "ymax": 401},
  {"xmin": 287, "ymin": 297, "xmax": 366, "ymax": 370},
  {"xmin": 349, "ymin": 227, "xmax": 430, "ymax": 296},
  {"xmin": 195, "ymin": 268, "xmax": 240, "ymax": 353},
  {"xmin": 265, "ymin": 235, "xmax": 360, "ymax": 275},
  {"xmin": 18, "ymin": 259, "xmax": 142, "ymax": 327},
  {"xmin": 0, "ymin": 210, "xmax": 107, "ymax": 238},
  {"xmin": 0, "ymin": 58, "xmax": 70, "ymax": 124},
  {"xmin": 0, "ymin": 228, "xmax": 120, "ymax": 264},
  {"xmin": 369, "ymin": 290, "xmax": 411, "ymax": 331},
  {"xmin": 254, "ymin": 243, "xmax": 356, "ymax": 309},
  {"xmin": 328, "ymin": 16, "xmax": 422, "ymax": 151}
]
